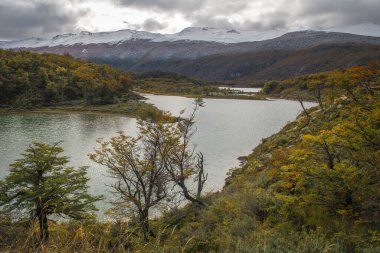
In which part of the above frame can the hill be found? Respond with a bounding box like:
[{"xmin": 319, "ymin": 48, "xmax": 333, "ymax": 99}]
[
  {"xmin": 150, "ymin": 63, "xmax": 380, "ymax": 252},
  {"xmin": 0, "ymin": 50, "xmax": 168, "ymax": 118},
  {"xmin": 0, "ymin": 49, "xmax": 133, "ymax": 107},
  {"xmin": 146, "ymin": 43, "xmax": 380, "ymax": 82}
]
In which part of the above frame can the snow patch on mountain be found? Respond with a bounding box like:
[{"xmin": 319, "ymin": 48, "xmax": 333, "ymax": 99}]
[
  {"xmin": 1, "ymin": 23, "xmax": 379, "ymax": 49},
  {"xmin": 0, "ymin": 30, "xmax": 163, "ymax": 49},
  {"xmin": 159, "ymin": 27, "xmax": 287, "ymax": 43},
  {"xmin": 0, "ymin": 27, "xmax": 287, "ymax": 48}
]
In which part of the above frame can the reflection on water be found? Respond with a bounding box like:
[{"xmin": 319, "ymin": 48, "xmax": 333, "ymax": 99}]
[{"xmin": 0, "ymin": 95, "xmax": 316, "ymax": 215}]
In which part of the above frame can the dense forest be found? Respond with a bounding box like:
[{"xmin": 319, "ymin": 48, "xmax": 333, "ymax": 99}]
[
  {"xmin": 0, "ymin": 58, "xmax": 379, "ymax": 252},
  {"xmin": 0, "ymin": 50, "xmax": 133, "ymax": 107}
]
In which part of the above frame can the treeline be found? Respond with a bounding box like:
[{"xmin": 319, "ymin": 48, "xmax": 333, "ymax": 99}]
[
  {"xmin": 262, "ymin": 61, "xmax": 380, "ymax": 101},
  {"xmin": 0, "ymin": 50, "xmax": 133, "ymax": 107},
  {"xmin": 132, "ymin": 70, "xmax": 221, "ymax": 96}
]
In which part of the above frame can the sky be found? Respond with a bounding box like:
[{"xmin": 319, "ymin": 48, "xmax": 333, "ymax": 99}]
[{"xmin": 1, "ymin": 0, "xmax": 380, "ymax": 40}]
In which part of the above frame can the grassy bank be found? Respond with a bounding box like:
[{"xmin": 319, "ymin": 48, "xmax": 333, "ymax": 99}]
[{"xmin": 0, "ymin": 100, "xmax": 162, "ymax": 119}]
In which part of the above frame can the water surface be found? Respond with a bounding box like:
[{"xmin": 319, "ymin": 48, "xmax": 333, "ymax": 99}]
[{"xmin": 0, "ymin": 95, "xmax": 315, "ymax": 214}]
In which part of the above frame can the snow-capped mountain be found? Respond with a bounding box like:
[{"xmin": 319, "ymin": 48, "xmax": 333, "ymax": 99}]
[
  {"xmin": 1, "ymin": 23, "xmax": 379, "ymax": 49},
  {"xmin": 0, "ymin": 27, "xmax": 287, "ymax": 49},
  {"xmin": 2, "ymin": 23, "xmax": 380, "ymax": 81}
]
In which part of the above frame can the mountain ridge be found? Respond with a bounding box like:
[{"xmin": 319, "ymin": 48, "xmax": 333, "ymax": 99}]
[
  {"xmin": 1, "ymin": 23, "xmax": 380, "ymax": 48},
  {"xmin": 2, "ymin": 24, "xmax": 380, "ymax": 82}
]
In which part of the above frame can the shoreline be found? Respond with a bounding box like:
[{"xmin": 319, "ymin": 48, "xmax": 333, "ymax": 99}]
[
  {"xmin": 138, "ymin": 91, "xmax": 268, "ymax": 100},
  {"xmin": 0, "ymin": 108, "xmax": 134, "ymax": 117},
  {"xmin": 0, "ymin": 100, "xmax": 161, "ymax": 118}
]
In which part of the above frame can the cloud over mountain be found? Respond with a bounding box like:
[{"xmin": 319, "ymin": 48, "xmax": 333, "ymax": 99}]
[
  {"xmin": 1, "ymin": 0, "xmax": 380, "ymax": 39},
  {"xmin": 0, "ymin": 0, "xmax": 89, "ymax": 40}
]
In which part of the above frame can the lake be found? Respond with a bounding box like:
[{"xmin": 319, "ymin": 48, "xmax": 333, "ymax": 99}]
[{"xmin": 0, "ymin": 95, "xmax": 315, "ymax": 214}]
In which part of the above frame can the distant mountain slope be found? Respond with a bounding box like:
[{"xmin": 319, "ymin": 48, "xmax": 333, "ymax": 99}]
[
  {"xmin": 164, "ymin": 43, "xmax": 380, "ymax": 81},
  {"xmin": 92, "ymin": 43, "xmax": 380, "ymax": 82},
  {"xmin": 2, "ymin": 26, "xmax": 380, "ymax": 82}
]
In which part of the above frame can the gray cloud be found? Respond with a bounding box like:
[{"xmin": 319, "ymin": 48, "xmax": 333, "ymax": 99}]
[
  {"xmin": 0, "ymin": 1, "xmax": 89, "ymax": 40},
  {"xmin": 294, "ymin": 0, "xmax": 380, "ymax": 29},
  {"xmin": 114, "ymin": 0, "xmax": 203, "ymax": 13},
  {"xmin": 114, "ymin": 0, "xmax": 380, "ymax": 31},
  {"xmin": 2, "ymin": 0, "xmax": 380, "ymax": 39},
  {"xmin": 141, "ymin": 18, "xmax": 168, "ymax": 31}
]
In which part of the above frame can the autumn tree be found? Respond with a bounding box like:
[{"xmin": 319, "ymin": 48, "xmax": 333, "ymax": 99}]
[
  {"xmin": 0, "ymin": 142, "xmax": 102, "ymax": 242},
  {"xmin": 90, "ymin": 99, "xmax": 208, "ymax": 240},
  {"xmin": 90, "ymin": 128, "xmax": 171, "ymax": 241},
  {"xmin": 277, "ymin": 66, "xmax": 380, "ymax": 230},
  {"xmin": 0, "ymin": 49, "xmax": 133, "ymax": 107}
]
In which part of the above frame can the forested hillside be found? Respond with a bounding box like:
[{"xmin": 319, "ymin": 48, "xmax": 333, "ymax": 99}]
[
  {"xmin": 132, "ymin": 70, "xmax": 220, "ymax": 95},
  {"xmin": 151, "ymin": 63, "xmax": 380, "ymax": 252},
  {"xmin": 0, "ymin": 50, "xmax": 133, "ymax": 107}
]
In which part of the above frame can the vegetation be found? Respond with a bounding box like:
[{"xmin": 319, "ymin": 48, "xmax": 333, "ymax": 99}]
[
  {"xmin": 89, "ymin": 99, "xmax": 207, "ymax": 241},
  {"xmin": 0, "ymin": 142, "xmax": 101, "ymax": 243},
  {"xmin": 0, "ymin": 50, "xmax": 134, "ymax": 107},
  {"xmin": 133, "ymin": 70, "xmax": 268, "ymax": 100},
  {"xmin": 0, "ymin": 63, "xmax": 379, "ymax": 252},
  {"xmin": 0, "ymin": 49, "xmax": 167, "ymax": 118},
  {"xmin": 155, "ymin": 62, "xmax": 379, "ymax": 252},
  {"xmin": 262, "ymin": 61, "xmax": 380, "ymax": 101},
  {"xmin": 132, "ymin": 70, "xmax": 220, "ymax": 97}
]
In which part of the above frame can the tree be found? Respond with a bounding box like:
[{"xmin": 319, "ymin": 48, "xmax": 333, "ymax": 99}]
[
  {"xmin": 0, "ymin": 142, "xmax": 102, "ymax": 241},
  {"xmin": 162, "ymin": 98, "xmax": 208, "ymax": 207},
  {"xmin": 90, "ymin": 130, "xmax": 170, "ymax": 241},
  {"xmin": 307, "ymin": 79, "xmax": 325, "ymax": 111},
  {"xmin": 90, "ymin": 99, "xmax": 208, "ymax": 240}
]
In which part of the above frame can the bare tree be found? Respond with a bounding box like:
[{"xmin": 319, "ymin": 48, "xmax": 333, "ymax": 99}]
[
  {"xmin": 196, "ymin": 152, "xmax": 208, "ymax": 200},
  {"xmin": 90, "ymin": 99, "xmax": 208, "ymax": 242},
  {"xmin": 162, "ymin": 99, "xmax": 208, "ymax": 207},
  {"xmin": 90, "ymin": 128, "xmax": 170, "ymax": 241},
  {"xmin": 297, "ymin": 96, "xmax": 311, "ymax": 120},
  {"xmin": 312, "ymin": 81, "xmax": 325, "ymax": 111}
]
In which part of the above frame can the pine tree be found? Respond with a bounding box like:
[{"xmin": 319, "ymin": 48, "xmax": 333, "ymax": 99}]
[{"xmin": 0, "ymin": 142, "xmax": 102, "ymax": 241}]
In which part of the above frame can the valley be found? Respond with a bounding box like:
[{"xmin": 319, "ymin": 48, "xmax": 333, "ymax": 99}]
[{"xmin": 0, "ymin": 10, "xmax": 379, "ymax": 252}]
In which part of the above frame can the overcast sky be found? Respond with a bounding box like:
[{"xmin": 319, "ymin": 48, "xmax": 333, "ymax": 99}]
[{"xmin": 1, "ymin": 0, "xmax": 380, "ymax": 40}]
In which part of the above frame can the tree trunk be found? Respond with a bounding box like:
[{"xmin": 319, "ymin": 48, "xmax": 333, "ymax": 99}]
[
  {"xmin": 179, "ymin": 182, "xmax": 205, "ymax": 207},
  {"xmin": 38, "ymin": 211, "xmax": 49, "ymax": 241},
  {"xmin": 315, "ymin": 84, "xmax": 324, "ymax": 111},
  {"xmin": 140, "ymin": 209, "xmax": 152, "ymax": 241},
  {"xmin": 196, "ymin": 152, "xmax": 207, "ymax": 200},
  {"xmin": 298, "ymin": 99, "xmax": 311, "ymax": 120}
]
